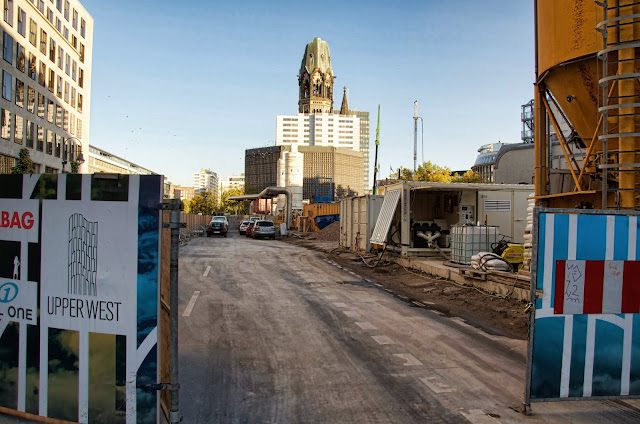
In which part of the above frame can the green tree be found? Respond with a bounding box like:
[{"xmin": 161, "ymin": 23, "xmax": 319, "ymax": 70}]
[
  {"xmin": 220, "ymin": 187, "xmax": 250, "ymax": 215},
  {"xmin": 189, "ymin": 191, "xmax": 215, "ymax": 215},
  {"xmin": 416, "ymin": 161, "xmax": 453, "ymax": 182},
  {"xmin": 70, "ymin": 160, "xmax": 79, "ymax": 174},
  {"xmin": 389, "ymin": 166, "xmax": 414, "ymax": 180},
  {"xmin": 11, "ymin": 148, "xmax": 36, "ymax": 174},
  {"xmin": 452, "ymin": 170, "xmax": 485, "ymax": 183},
  {"xmin": 181, "ymin": 199, "xmax": 191, "ymax": 214}
]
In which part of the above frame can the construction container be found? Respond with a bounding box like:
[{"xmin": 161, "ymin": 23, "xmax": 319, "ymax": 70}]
[
  {"xmin": 340, "ymin": 195, "xmax": 385, "ymax": 252},
  {"xmin": 303, "ymin": 202, "xmax": 340, "ymax": 219},
  {"xmin": 450, "ymin": 225, "xmax": 499, "ymax": 265}
]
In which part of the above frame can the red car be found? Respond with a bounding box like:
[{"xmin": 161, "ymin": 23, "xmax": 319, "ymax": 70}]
[{"xmin": 245, "ymin": 221, "xmax": 255, "ymax": 237}]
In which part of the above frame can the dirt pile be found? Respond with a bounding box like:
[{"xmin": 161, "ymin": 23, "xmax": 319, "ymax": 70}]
[{"xmin": 308, "ymin": 221, "xmax": 340, "ymax": 241}]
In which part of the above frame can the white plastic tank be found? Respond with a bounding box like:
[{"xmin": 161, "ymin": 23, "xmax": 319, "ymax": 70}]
[{"xmin": 450, "ymin": 225, "xmax": 498, "ymax": 265}]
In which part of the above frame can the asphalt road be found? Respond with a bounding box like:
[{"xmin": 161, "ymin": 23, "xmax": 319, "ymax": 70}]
[{"xmin": 177, "ymin": 232, "xmax": 640, "ymax": 424}]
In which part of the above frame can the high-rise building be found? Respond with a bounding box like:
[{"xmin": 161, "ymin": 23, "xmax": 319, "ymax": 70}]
[
  {"xmin": 0, "ymin": 0, "xmax": 92, "ymax": 173},
  {"xmin": 244, "ymin": 146, "xmax": 283, "ymax": 194},
  {"xmin": 88, "ymin": 145, "xmax": 156, "ymax": 175},
  {"xmin": 221, "ymin": 174, "xmax": 244, "ymax": 193},
  {"xmin": 193, "ymin": 168, "xmax": 220, "ymax": 204}
]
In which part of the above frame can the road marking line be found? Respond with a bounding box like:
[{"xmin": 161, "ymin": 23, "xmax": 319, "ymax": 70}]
[
  {"xmin": 182, "ymin": 291, "xmax": 201, "ymax": 317},
  {"xmin": 420, "ymin": 377, "xmax": 455, "ymax": 393},
  {"xmin": 356, "ymin": 322, "xmax": 377, "ymax": 330},
  {"xmin": 333, "ymin": 302, "xmax": 348, "ymax": 308},
  {"xmin": 203, "ymin": 266, "xmax": 211, "ymax": 277},
  {"xmin": 371, "ymin": 335, "xmax": 394, "ymax": 345},
  {"xmin": 343, "ymin": 310, "xmax": 360, "ymax": 318},
  {"xmin": 393, "ymin": 353, "xmax": 422, "ymax": 366}
]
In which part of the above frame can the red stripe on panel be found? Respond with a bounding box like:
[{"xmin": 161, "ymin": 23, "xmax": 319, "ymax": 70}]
[
  {"xmin": 583, "ymin": 260, "xmax": 604, "ymax": 314},
  {"xmin": 554, "ymin": 260, "xmax": 565, "ymax": 315},
  {"xmin": 622, "ymin": 261, "xmax": 640, "ymax": 313}
]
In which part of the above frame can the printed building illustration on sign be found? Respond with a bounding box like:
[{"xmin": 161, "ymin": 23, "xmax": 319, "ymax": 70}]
[
  {"xmin": 0, "ymin": 174, "xmax": 162, "ymax": 424},
  {"xmin": 68, "ymin": 213, "xmax": 99, "ymax": 297},
  {"xmin": 528, "ymin": 210, "xmax": 640, "ymax": 402}
]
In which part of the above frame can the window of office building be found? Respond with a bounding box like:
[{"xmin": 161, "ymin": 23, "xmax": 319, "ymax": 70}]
[
  {"xmin": 49, "ymin": 38, "xmax": 55, "ymax": 61},
  {"xmin": 72, "ymin": 9, "xmax": 77, "ymax": 29},
  {"xmin": 38, "ymin": 61, "xmax": 45, "ymax": 86},
  {"xmin": 16, "ymin": 43, "xmax": 24, "ymax": 72},
  {"xmin": 55, "ymin": 104, "xmax": 62, "ymax": 127},
  {"xmin": 28, "ymin": 53, "xmax": 36, "ymax": 79},
  {"xmin": 56, "ymin": 0, "xmax": 61, "ymax": 12},
  {"xmin": 17, "ymin": 7, "xmax": 25, "ymax": 36},
  {"xmin": 56, "ymin": 75, "xmax": 61, "ymax": 98},
  {"xmin": 80, "ymin": 18, "xmax": 85, "ymax": 38},
  {"xmin": 46, "ymin": 129, "xmax": 52, "ymax": 154},
  {"xmin": 62, "ymin": 108, "xmax": 68, "ymax": 130},
  {"xmin": 29, "ymin": 18, "xmax": 36, "ymax": 46},
  {"xmin": 38, "ymin": 0, "xmax": 44, "ymax": 14},
  {"xmin": 64, "ymin": 81, "xmax": 68, "ymax": 103},
  {"xmin": 47, "ymin": 69, "xmax": 53, "ymax": 92},
  {"xmin": 2, "ymin": 70, "xmax": 12, "ymax": 101},
  {"xmin": 37, "ymin": 93, "xmax": 44, "ymax": 118},
  {"xmin": 4, "ymin": 32, "xmax": 13, "ymax": 64},
  {"xmin": 77, "ymin": 93, "xmax": 82, "ymax": 113},
  {"xmin": 76, "ymin": 118, "xmax": 81, "ymax": 138},
  {"xmin": 25, "ymin": 119, "xmax": 33, "ymax": 148},
  {"xmin": 54, "ymin": 133, "xmax": 60, "ymax": 157},
  {"xmin": 63, "ymin": 0, "xmax": 68, "ymax": 20},
  {"xmin": 4, "ymin": 0, "xmax": 13, "ymax": 26},
  {"xmin": 46, "ymin": 98, "xmax": 53, "ymax": 122},
  {"xmin": 15, "ymin": 78, "xmax": 23, "ymax": 107},
  {"xmin": 57, "ymin": 46, "xmax": 62, "ymax": 68},
  {"xmin": 79, "ymin": 43, "xmax": 84, "ymax": 63},
  {"xmin": 55, "ymin": 17, "xmax": 60, "ymax": 32},
  {"xmin": 1, "ymin": 109, "xmax": 12, "ymax": 140},
  {"xmin": 27, "ymin": 86, "xmax": 34, "ymax": 113},
  {"xmin": 71, "ymin": 34, "xmax": 76, "ymax": 49},
  {"xmin": 36, "ymin": 125, "xmax": 44, "ymax": 151},
  {"xmin": 69, "ymin": 112, "xmax": 74, "ymax": 134},
  {"xmin": 71, "ymin": 60, "xmax": 76, "ymax": 81},
  {"xmin": 63, "ymin": 26, "xmax": 68, "ymax": 40},
  {"xmin": 39, "ymin": 29, "xmax": 46, "ymax": 54},
  {"xmin": 14, "ymin": 113, "xmax": 23, "ymax": 144},
  {"xmin": 78, "ymin": 68, "xmax": 83, "ymax": 88},
  {"xmin": 64, "ymin": 53, "xmax": 69, "ymax": 75},
  {"xmin": 70, "ymin": 86, "xmax": 75, "ymax": 107}
]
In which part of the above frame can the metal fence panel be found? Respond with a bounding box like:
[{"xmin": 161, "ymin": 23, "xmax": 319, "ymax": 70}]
[{"xmin": 526, "ymin": 208, "xmax": 640, "ymax": 406}]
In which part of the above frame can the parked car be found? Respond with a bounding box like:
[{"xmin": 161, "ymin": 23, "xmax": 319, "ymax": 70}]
[
  {"xmin": 207, "ymin": 216, "xmax": 228, "ymax": 237},
  {"xmin": 252, "ymin": 220, "xmax": 277, "ymax": 240},
  {"xmin": 238, "ymin": 220, "xmax": 251, "ymax": 235},
  {"xmin": 245, "ymin": 221, "xmax": 255, "ymax": 237}
]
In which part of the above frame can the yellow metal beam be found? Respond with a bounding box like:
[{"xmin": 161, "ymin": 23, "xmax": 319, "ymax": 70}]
[{"xmin": 541, "ymin": 95, "xmax": 583, "ymax": 191}]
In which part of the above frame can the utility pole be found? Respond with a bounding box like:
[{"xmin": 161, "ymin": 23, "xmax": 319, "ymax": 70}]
[
  {"xmin": 413, "ymin": 101, "xmax": 418, "ymax": 181},
  {"xmin": 372, "ymin": 105, "xmax": 380, "ymax": 194}
]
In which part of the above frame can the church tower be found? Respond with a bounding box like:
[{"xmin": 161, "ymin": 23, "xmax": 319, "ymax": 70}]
[{"xmin": 298, "ymin": 38, "xmax": 335, "ymax": 114}]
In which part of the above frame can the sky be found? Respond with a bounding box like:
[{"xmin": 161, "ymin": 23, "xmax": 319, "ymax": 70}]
[{"xmin": 81, "ymin": 0, "xmax": 534, "ymax": 187}]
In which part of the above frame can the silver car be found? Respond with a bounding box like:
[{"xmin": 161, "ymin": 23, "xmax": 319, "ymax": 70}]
[{"xmin": 252, "ymin": 220, "xmax": 277, "ymax": 240}]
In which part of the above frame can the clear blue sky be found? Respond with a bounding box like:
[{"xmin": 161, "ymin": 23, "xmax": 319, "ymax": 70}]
[{"xmin": 81, "ymin": 0, "xmax": 534, "ymax": 186}]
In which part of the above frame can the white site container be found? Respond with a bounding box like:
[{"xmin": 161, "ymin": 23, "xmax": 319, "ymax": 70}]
[
  {"xmin": 450, "ymin": 225, "xmax": 498, "ymax": 265},
  {"xmin": 339, "ymin": 195, "xmax": 385, "ymax": 252}
]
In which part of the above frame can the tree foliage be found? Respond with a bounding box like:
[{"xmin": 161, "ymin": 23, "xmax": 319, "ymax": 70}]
[
  {"xmin": 11, "ymin": 148, "xmax": 36, "ymax": 174},
  {"xmin": 389, "ymin": 161, "xmax": 488, "ymax": 184},
  {"xmin": 189, "ymin": 191, "xmax": 215, "ymax": 215},
  {"xmin": 220, "ymin": 187, "xmax": 249, "ymax": 215}
]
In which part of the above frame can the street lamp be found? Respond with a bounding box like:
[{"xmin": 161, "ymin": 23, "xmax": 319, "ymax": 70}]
[{"xmin": 61, "ymin": 136, "xmax": 85, "ymax": 173}]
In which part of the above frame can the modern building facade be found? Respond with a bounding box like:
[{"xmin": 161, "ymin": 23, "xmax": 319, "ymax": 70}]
[
  {"xmin": 88, "ymin": 145, "xmax": 155, "ymax": 175},
  {"xmin": 278, "ymin": 145, "xmax": 363, "ymax": 201},
  {"xmin": 0, "ymin": 0, "xmax": 92, "ymax": 173},
  {"xmin": 221, "ymin": 174, "xmax": 244, "ymax": 193},
  {"xmin": 244, "ymin": 146, "xmax": 282, "ymax": 194},
  {"xmin": 193, "ymin": 168, "xmax": 220, "ymax": 204}
]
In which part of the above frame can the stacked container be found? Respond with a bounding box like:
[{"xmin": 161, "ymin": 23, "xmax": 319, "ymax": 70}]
[{"xmin": 450, "ymin": 225, "xmax": 498, "ymax": 265}]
